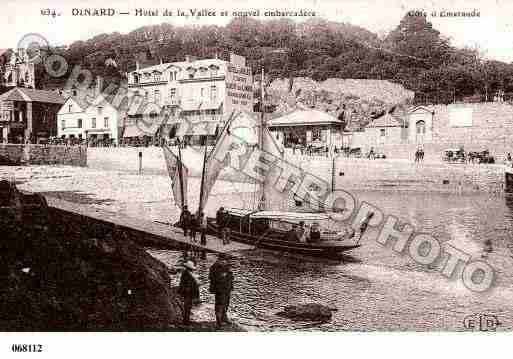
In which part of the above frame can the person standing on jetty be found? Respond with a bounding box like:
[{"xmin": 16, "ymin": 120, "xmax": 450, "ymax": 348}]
[
  {"xmin": 209, "ymin": 255, "xmax": 234, "ymax": 328},
  {"xmin": 178, "ymin": 260, "xmax": 200, "ymax": 326},
  {"xmin": 216, "ymin": 207, "xmax": 225, "ymax": 239},
  {"xmin": 180, "ymin": 205, "xmax": 192, "ymax": 237},
  {"xmin": 189, "ymin": 212, "xmax": 198, "ymax": 242},
  {"xmin": 199, "ymin": 212, "xmax": 208, "ymax": 246}
]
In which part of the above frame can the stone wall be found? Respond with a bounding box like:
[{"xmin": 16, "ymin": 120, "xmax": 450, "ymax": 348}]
[
  {"xmin": 349, "ymin": 102, "xmax": 513, "ymax": 160},
  {"xmin": 0, "ymin": 144, "xmax": 87, "ymax": 166}
]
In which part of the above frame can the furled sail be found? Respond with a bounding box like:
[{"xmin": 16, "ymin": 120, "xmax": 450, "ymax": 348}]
[{"xmin": 163, "ymin": 144, "xmax": 188, "ymax": 209}]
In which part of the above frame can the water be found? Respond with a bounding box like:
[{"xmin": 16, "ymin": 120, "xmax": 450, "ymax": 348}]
[
  {"xmin": 150, "ymin": 190, "xmax": 513, "ymax": 331},
  {"xmin": 3, "ymin": 164, "xmax": 513, "ymax": 330}
]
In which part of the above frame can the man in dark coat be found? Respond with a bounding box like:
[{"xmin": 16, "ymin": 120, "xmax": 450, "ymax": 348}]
[
  {"xmin": 216, "ymin": 207, "xmax": 225, "ymax": 239},
  {"xmin": 209, "ymin": 255, "xmax": 234, "ymax": 327},
  {"xmin": 179, "ymin": 205, "xmax": 191, "ymax": 236},
  {"xmin": 178, "ymin": 260, "xmax": 199, "ymax": 326}
]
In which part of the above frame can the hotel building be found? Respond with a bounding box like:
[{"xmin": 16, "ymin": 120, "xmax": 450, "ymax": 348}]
[{"xmin": 126, "ymin": 53, "xmax": 253, "ymax": 143}]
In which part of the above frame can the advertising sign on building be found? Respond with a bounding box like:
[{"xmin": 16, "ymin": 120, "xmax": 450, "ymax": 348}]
[
  {"xmin": 225, "ymin": 60, "xmax": 253, "ymax": 118},
  {"xmin": 449, "ymin": 107, "xmax": 473, "ymax": 127}
]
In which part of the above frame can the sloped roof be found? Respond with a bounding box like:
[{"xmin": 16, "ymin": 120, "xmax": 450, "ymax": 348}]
[
  {"xmin": 369, "ymin": 112, "xmax": 405, "ymax": 128},
  {"xmin": 267, "ymin": 110, "xmax": 342, "ymax": 127},
  {"xmin": 62, "ymin": 96, "xmax": 89, "ymax": 112},
  {"xmin": 134, "ymin": 58, "xmax": 225, "ymax": 74},
  {"xmin": 0, "ymin": 87, "xmax": 65, "ymax": 104}
]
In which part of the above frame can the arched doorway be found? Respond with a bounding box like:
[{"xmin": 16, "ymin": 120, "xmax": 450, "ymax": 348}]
[{"xmin": 416, "ymin": 120, "xmax": 426, "ymax": 144}]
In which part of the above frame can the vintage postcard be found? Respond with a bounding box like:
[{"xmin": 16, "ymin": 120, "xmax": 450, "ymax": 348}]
[{"xmin": 0, "ymin": 0, "xmax": 511, "ymax": 356}]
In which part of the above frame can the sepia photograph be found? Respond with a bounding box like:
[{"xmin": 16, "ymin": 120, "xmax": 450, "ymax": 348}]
[{"xmin": 0, "ymin": 0, "xmax": 512, "ymax": 356}]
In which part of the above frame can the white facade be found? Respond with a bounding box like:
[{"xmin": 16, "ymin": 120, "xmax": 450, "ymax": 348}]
[
  {"xmin": 57, "ymin": 97, "xmax": 87, "ymax": 140},
  {"xmin": 57, "ymin": 95, "xmax": 124, "ymax": 144},
  {"xmin": 127, "ymin": 54, "xmax": 253, "ymax": 139}
]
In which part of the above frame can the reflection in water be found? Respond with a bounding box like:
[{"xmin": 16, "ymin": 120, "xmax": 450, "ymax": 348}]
[{"xmin": 151, "ymin": 190, "xmax": 513, "ymax": 331}]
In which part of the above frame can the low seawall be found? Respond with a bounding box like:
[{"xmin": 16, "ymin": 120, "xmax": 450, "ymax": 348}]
[{"xmin": 0, "ymin": 144, "xmax": 87, "ymax": 166}]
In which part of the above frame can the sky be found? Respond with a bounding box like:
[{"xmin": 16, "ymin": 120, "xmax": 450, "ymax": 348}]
[{"xmin": 1, "ymin": 0, "xmax": 513, "ymax": 62}]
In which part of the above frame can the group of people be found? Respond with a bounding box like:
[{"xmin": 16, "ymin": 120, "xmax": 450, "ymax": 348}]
[
  {"xmin": 178, "ymin": 254, "xmax": 234, "ymax": 328},
  {"xmin": 179, "ymin": 205, "xmax": 208, "ymax": 246},
  {"xmin": 179, "ymin": 206, "xmax": 233, "ymax": 246},
  {"xmin": 285, "ymin": 221, "xmax": 321, "ymax": 243},
  {"xmin": 216, "ymin": 207, "xmax": 231, "ymax": 245},
  {"xmin": 414, "ymin": 148, "xmax": 425, "ymax": 162}
]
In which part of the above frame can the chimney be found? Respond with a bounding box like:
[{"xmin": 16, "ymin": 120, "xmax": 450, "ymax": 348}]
[
  {"xmin": 95, "ymin": 76, "xmax": 103, "ymax": 96},
  {"xmin": 185, "ymin": 55, "xmax": 191, "ymax": 62},
  {"xmin": 136, "ymin": 61, "xmax": 140, "ymax": 70},
  {"xmin": 160, "ymin": 58, "xmax": 163, "ymax": 65}
]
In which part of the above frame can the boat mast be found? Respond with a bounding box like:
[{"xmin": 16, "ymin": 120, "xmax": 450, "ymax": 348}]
[
  {"xmin": 177, "ymin": 139, "xmax": 185, "ymax": 209},
  {"xmin": 198, "ymin": 136, "xmax": 208, "ymax": 215},
  {"xmin": 258, "ymin": 67, "xmax": 266, "ymax": 210},
  {"xmin": 331, "ymin": 154, "xmax": 335, "ymax": 192}
]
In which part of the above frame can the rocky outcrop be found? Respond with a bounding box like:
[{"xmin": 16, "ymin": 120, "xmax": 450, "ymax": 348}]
[
  {"xmin": 267, "ymin": 77, "xmax": 414, "ymax": 130},
  {"xmin": 0, "ymin": 182, "xmax": 182, "ymax": 330},
  {"xmin": 276, "ymin": 303, "xmax": 337, "ymax": 322}
]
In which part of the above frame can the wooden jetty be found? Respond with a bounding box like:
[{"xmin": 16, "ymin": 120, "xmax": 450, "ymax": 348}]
[{"xmin": 46, "ymin": 197, "xmax": 253, "ymax": 256}]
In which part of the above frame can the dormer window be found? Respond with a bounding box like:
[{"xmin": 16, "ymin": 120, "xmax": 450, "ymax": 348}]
[
  {"xmin": 133, "ymin": 73, "xmax": 139, "ymax": 84},
  {"xmin": 154, "ymin": 72, "xmax": 161, "ymax": 82},
  {"xmin": 199, "ymin": 67, "xmax": 208, "ymax": 77},
  {"xmin": 209, "ymin": 65, "xmax": 219, "ymax": 77},
  {"xmin": 186, "ymin": 67, "xmax": 196, "ymax": 79}
]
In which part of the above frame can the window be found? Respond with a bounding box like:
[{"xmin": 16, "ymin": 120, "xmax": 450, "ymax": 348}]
[
  {"xmin": 104, "ymin": 117, "xmax": 109, "ymax": 128},
  {"xmin": 98, "ymin": 107, "xmax": 103, "ymax": 115},
  {"xmin": 155, "ymin": 89, "xmax": 161, "ymax": 104},
  {"xmin": 312, "ymin": 129, "xmax": 321, "ymax": 141},
  {"xmin": 200, "ymin": 88, "xmax": 205, "ymax": 97},
  {"xmin": 91, "ymin": 118, "xmax": 96, "ymax": 129},
  {"xmin": 210, "ymin": 67, "xmax": 218, "ymax": 77},
  {"xmin": 61, "ymin": 120, "xmax": 65, "ymax": 129},
  {"xmin": 154, "ymin": 73, "xmax": 161, "ymax": 82},
  {"xmin": 68, "ymin": 104, "xmax": 73, "ymax": 112},
  {"xmin": 416, "ymin": 120, "xmax": 426, "ymax": 134},
  {"xmin": 380, "ymin": 129, "xmax": 386, "ymax": 137},
  {"xmin": 72, "ymin": 90, "xmax": 77, "ymax": 96},
  {"xmin": 170, "ymin": 88, "xmax": 176, "ymax": 98},
  {"xmin": 145, "ymin": 91, "xmax": 148, "ymax": 100},
  {"xmin": 133, "ymin": 73, "xmax": 139, "ymax": 84},
  {"xmin": 77, "ymin": 119, "xmax": 82, "ymax": 128},
  {"xmin": 210, "ymin": 85, "xmax": 217, "ymax": 100}
]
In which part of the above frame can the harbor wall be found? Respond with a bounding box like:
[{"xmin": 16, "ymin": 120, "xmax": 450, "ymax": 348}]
[{"xmin": 0, "ymin": 144, "xmax": 87, "ymax": 166}]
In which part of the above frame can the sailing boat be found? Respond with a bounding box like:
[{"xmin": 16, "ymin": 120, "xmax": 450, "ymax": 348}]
[{"xmin": 194, "ymin": 71, "xmax": 360, "ymax": 258}]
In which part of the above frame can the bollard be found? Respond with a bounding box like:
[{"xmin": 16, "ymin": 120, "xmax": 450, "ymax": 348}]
[{"xmin": 138, "ymin": 151, "xmax": 142, "ymax": 174}]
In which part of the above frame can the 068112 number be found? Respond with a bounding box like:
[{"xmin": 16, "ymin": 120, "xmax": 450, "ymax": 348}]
[{"xmin": 11, "ymin": 344, "xmax": 43, "ymax": 353}]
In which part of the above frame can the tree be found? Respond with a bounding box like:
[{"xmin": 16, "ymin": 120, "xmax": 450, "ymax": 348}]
[{"xmin": 385, "ymin": 13, "xmax": 451, "ymax": 67}]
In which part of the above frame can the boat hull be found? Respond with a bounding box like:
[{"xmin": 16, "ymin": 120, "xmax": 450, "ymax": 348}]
[{"xmin": 207, "ymin": 222, "xmax": 360, "ymax": 258}]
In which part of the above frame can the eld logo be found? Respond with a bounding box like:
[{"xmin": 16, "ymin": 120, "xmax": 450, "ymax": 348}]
[{"xmin": 463, "ymin": 314, "xmax": 501, "ymax": 331}]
